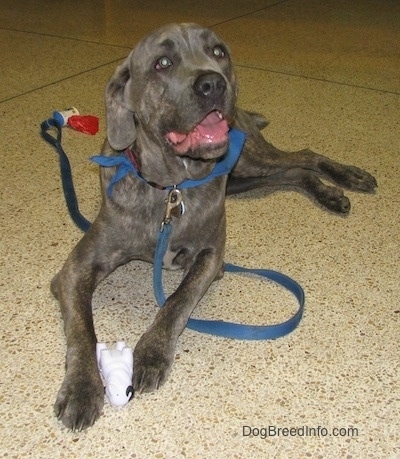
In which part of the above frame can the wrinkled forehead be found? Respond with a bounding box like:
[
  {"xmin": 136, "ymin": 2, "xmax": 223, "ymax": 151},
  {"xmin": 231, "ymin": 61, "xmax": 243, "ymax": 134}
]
[{"xmin": 131, "ymin": 23, "xmax": 227, "ymax": 66}]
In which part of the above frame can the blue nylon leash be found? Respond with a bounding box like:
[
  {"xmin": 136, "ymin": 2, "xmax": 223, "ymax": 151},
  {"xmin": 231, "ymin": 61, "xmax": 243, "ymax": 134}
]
[
  {"xmin": 153, "ymin": 221, "xmax": 305, "ymax": 340},
  {"xmin": 41, "ymin": 119, "xmax": 305, "ymax": 340},
  {"xmin": 40, "ymin": 118, "xmax": 91, "ymax": 232}
]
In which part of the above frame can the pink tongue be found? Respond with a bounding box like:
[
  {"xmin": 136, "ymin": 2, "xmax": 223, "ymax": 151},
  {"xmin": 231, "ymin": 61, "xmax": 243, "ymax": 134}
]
[
  {"xmin": 196, "ymin": 111, "xmax": 228, "ymax": 138},
  {"xmin": 166, "ymin": 111, "xmax": 229, "ymax": 154}
]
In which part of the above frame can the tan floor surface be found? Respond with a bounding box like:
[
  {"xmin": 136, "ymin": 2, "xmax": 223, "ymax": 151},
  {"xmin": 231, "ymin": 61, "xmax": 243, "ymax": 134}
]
[{"xmin": 1, "ymin": 1, "xmax": 399, "ymax": 458}]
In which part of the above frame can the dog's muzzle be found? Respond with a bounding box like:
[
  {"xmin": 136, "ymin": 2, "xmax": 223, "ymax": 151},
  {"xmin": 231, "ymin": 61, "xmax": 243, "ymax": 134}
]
[
  {"xmin": 194, "ymin": 72, "xmax": 226, "ymax": 99},
  {"xmin": 165, "ymin": 110, "xmax": 229, "ymax": 155},
  {"xmin": 165, "ymin": 71, "xmax": 231, "ymax": 156}
]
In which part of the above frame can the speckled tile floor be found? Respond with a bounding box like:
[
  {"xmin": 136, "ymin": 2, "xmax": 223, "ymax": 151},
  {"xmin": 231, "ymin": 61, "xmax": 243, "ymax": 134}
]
[{"xmin": 0, "ymin": 1, "xmax": 399, "ymax": 458}]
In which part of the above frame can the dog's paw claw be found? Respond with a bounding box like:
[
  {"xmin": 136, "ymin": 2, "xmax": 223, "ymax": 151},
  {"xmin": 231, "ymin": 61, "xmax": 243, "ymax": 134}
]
[
  {"xmin": 322, "ymin": 162, "xmax": 377, "ymax": 192},
  {"xmin": 55, "ymin": 373, "xmax": 104, "ymax": 431},
  {"xmin": 134, "ymin": 367, "xmax": 166, "ymax": 394},
  {"xmin": 342, "ymin": 166, "xmax": 377, "ymax": 192},
  {"xmin": 133, "ymin": 336, "xmax": 174, "ymax": 394},
  {"xmin": 330, "ymin": 194, "xmax": 351, "ymax": 213}
]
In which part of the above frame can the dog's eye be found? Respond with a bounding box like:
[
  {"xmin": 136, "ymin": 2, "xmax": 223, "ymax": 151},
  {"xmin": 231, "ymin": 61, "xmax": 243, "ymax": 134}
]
[
  {"xmin": 155, "ymin": 56, "xmax": 173, "ymax": 70},
  {"xmin": 212, "ymin": 46, "xmax": 226, "ymax": 59}
]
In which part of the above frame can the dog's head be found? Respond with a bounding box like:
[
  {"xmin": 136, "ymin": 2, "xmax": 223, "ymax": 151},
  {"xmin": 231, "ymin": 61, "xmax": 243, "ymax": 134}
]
[{"xmin": 105, "ymin": 23, "xmax": 237, "ymax": 160}]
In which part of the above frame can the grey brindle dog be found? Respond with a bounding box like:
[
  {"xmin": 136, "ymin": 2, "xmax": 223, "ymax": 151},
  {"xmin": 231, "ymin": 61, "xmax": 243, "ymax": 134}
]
[{"xmin": 51, "ymin": 23, "xmax": 377, "ymax": 430}]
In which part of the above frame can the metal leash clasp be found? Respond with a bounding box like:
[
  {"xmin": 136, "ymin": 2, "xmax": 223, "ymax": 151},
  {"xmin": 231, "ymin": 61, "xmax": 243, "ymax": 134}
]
[{"xmin": 160, "ymin": 186, "xmax": 183, "ymax": 231}]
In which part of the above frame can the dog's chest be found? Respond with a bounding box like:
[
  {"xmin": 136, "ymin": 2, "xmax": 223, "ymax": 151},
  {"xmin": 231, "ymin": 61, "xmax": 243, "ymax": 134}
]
[
  {"xmin": 154, "ymin": 186, "xmax": 226, "ymax": 269},
  {"xmin": 162, "ymin": 250, "xmax": 182, "ymax": 270}
]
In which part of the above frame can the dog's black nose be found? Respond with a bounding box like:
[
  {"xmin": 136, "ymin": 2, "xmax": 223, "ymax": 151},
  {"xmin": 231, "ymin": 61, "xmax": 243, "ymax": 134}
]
[{"xmin": 194, "ymin": 72, "xmax": 226, "ymax": 98}]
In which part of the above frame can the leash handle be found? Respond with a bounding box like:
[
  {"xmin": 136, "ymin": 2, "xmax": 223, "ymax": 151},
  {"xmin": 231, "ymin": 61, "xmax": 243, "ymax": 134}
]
[
  {"xmin": 41, "ymin": 118, "xmax": 91, "ymax": 232},
  {"xmin": 153, "ymin": 225, "xmax": 305, "ymax": 340}
]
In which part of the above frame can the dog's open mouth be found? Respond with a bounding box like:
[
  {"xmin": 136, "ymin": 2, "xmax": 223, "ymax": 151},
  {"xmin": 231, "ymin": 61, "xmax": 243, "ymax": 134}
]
[{"xmin": 165, "ymin": 110, "xmax": 229, "ymax": 155}]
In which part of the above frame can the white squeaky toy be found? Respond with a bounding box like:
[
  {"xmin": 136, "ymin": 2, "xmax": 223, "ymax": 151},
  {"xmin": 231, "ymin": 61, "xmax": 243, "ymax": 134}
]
[{"xmin": 96, "ymin": 341, "xmax": 134, "ymax": 406}]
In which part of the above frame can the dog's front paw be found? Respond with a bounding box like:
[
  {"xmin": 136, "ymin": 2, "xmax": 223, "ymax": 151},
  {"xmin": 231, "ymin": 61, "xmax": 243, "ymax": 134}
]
[
  {"xmin": 133, "ymin": 332, "xmax": 175, "ymax": 394},
  {"xmin": 55, "ymin": 371, "xmax": 104, "ymax": 431}
]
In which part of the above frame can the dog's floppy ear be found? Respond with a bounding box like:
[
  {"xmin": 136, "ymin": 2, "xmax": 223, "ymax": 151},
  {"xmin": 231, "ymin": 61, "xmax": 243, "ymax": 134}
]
[{"xmin": 105, "ymin": 52, "xmax": 136, "ymax": 150}]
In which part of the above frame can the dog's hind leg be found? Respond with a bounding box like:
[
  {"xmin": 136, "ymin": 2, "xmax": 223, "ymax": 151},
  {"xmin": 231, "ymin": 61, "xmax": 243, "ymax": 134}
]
[
  {"xmin": 230, "ymin": 110, "xmax": 377, "ymax": 212},
  {"xmin": 227, "ymin": 168, "xmax": 352, "ymax": 213}
]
